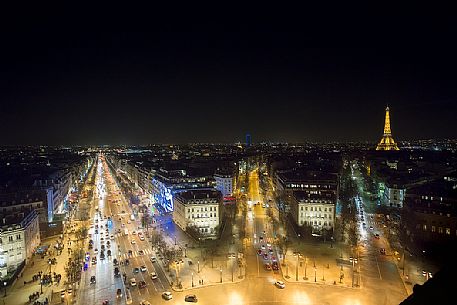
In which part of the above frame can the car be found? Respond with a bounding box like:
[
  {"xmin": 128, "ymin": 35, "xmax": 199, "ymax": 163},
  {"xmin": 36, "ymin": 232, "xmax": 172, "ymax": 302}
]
[
  {"xmin": 90, "ymin": 275, "xmax": 96, "ymax": 284},
  {"xmin": 263, "ymin": 253, "xmax": 268, "ymax": 260},
  {"xmin": 127, "ymin": 220, "xmax": 131, "ymax": 224},
  {"xmin": 60, "ymin": 290, "xmax": 65, "ymax": 298},
  {"xmin": 102, "ymin": 300, "xmax": 109, "ymax": 305},
  {"xmin": 94, "ymin": 248, "xmax": 98, "ymax": 254},
  {"xmin": 67, "ymin": 288, "xmax": 73, "ymax": 295},
  {"xmin": 133, "ymin": 267, "xmax": 140, "ymax": 273},
  {"xmin": 138, "ymin": 280, "xmax": 147, "ymax": 289},
  {"xmin": 150, "ymin": 257, "xmax": 157, "ymax": 263},
  {"xmin": 380, "ymin": 248, "xmax": 386, "ymax": 255},
  {"xmin": 257, "ymin": 249, "xmax": 262, "ymax": 255},
  {"xmin": 369, "ymin": 226, "xmax": 374, "ymax": 230},
  {"xmin": 374, "ymin": 233, "xmax": 380, "ymax": 239},
  {"xmin": 139, "ymin": 301, "xmax": 151, "ymax": 305},
  {"xmin": 116, "ymin": 288, "xmax": 122, "ymax": 298},
  {"xmin": 272, "ymin": 261, "xmax": 279, "ymax": 270},
  {"xmin": 150, "ymin": 272, "xmax": 158, "ymax": 280},
  {"xmin": 125, "ymin": 259, "xmax": 130, "ymax": 265},
  {"xmin": 129, "ymin": 278, "xmax": 137, "ymax": 286},
  {"xmin": 275, "ymin": 281, "xmax": 285, "ymax": 289},
  {"xmin": 110, "ymin": 235, "xmax": 114, "ymax": 240},
  {"xmin": 114, "ymin": 267, "xmax": 120, "ymax": 277},
  {"xmin": 261, "ymin": 245, "xmax": 266, "ymax": 250},
  {"xmin": 132, "ymin": 231, "xmax": 136, "ymax": 235},
  {"xmin": 121, "ymin": 223, "xmax": 125, "ymax": 228},
  {"xmin": 92, "ymin": 258, "xmax": 97, "ymax": 265},
  {"xmin": 184, "ymin": 294, "xmax": 198, "ymax": 302},
  {"xmin": 139, "ymin": 236, "xmax": 145, "ymax": 241},
  {"xmin": 140, "ymin": 265, "xmax": 147, "ymax": 272},
  {"xmin": 162, "ymin": 291, "xmax": 173, "ymax": 300},
  {"xmin": 264, "ymin": 263, "xmax": 272, "ymax": 270},
  {"xmin": 113, "ymin": 258, "xmax": 118, "ymax": 266},
  {"xmin": 107, "ymin": 250, "xmax": 111, "ymax": 256},
  {"xmin": 131, "ymin": 239, "xmax": 136, "ymax": 244},
  {"xmin": 138, "ymin": 250, "xmax": 144, "ymax": 256}
]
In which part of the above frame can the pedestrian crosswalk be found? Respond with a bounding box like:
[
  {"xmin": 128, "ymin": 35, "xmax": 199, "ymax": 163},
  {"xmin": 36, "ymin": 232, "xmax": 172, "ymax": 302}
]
[{"xmin": 119, "ymin": 248, "xmax": 154, "ymax": 259}]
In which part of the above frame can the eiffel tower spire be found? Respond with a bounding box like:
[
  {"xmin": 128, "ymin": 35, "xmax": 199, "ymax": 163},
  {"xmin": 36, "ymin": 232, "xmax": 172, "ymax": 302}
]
[{"xmin": 376, "ymin": 106, "xmax": 399, "ymax": 151}]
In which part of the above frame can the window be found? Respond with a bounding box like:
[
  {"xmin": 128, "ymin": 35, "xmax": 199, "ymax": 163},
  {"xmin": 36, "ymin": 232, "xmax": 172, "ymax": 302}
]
[
  {"xmin": 438, "ymin": 227, "xmax": 443, "ymax": 234},
  {"xmin": 423, "ymin": 224, "xmax": 427, "ymax": 231},
  {"xmin": 446, "ymin": 228, "xmax": 451, "ymax": 235},
  {"xmin": 305, "ymin": 207, "xmax": 308, "ymax": 211},
  {"xmin": 431, "ymin": 226, "xmax": 436, "ymax": 233}
]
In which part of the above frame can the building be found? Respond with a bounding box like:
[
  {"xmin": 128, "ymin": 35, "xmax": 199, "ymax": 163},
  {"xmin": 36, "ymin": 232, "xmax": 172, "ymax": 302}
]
[
  {"xmin": 376, "ymin": 106, "xmax": 400, "ymax": 151},
  {"xmin": 402, "ymin": 174, "xmax": 457, "ymax": 255},
  {"xmin": 214, "ymin": 170, "xmax": 234, "ymax": 198},
  {"xmin": 173, "ymin": 190, "xmax": 222, "ymax": 239},
  {"xmin": 0, "ymin": 209, "xmax": 40, "ymax": 278},
  {"xmin": 275, "ymin": 169, "xmax": 338, "ymax": 236},
  {"xmin": 291, "ymin": 191, "xmax": 335, "ymax": 235},
  {"xmin": 246, "ymin": 133, "xmax": 252, "ymax": 148},
  {"xmin": 151, "ymin": 168, "xmax": 215, "ymax": 212},
  {"xmin": 383, "ymin": 179, "xmax": 406, "ymax": 208}
]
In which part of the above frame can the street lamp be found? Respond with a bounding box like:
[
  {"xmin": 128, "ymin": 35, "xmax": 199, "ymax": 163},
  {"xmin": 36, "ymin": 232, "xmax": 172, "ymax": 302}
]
[
  {"xmin": 198, "ymin": 261, "xmax": 200, "ymax": 273},
  {"xmin": 303, "ymin": 257, "xmax": 308, "ymax": 280},
  {"xmin": 314, "ymin": 266, "xmax": 317, "ymax": 282},
  {"xmin": 220, "ymin": 267, "xmax": 222, "ymax": 283},
  {"xmin": 295, "ymin": 253, "xmax": 299, "ymax": 281},
  {"xmin": 322, "ymin": 264, "xmax": 325, "ymax": 281},
  {"xmin": 3, "ymin": 281, "xmax": 6, "ymax": 297},
  {"xmin": 191, "ymin": 272, "xmax": 194, "ymax": 287}
]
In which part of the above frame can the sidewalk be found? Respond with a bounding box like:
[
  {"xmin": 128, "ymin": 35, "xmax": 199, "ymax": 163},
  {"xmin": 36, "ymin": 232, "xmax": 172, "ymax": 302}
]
[
  {"xmin": 155, "ymin": 246, "xmax": 245, "ymax": 292},
  {"xmin": 2, "ymin": 234, "xmax": 74, "ymax": 305},
  {"xmin": 279, "ymin": 241, "xmax": 356, "ymax": 288}
]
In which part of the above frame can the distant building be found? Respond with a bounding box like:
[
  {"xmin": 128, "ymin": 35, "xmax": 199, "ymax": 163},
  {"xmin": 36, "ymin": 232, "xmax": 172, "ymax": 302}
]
[
  {"xmin": 246, "ymin": 133, "xmax": 252, "ymax": 148},
  {"xmin": 0, "ymin": 209, "xmax": 40, "ymax": 279},
  {"xmin": 383, "ymin": 180, "xmax": 406, "ymax": 208},
  {"xmin": 173, "ymin": 190, "xmax": 222, "ymax": 239},
  {"xmin": 376, "ymin": 106, "xmax": 400, "ymax": 151}
]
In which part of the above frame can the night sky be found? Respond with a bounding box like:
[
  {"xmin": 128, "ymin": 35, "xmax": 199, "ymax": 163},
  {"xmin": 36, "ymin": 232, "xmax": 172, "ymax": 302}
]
[{"xmin": 1, "ymin": 16, "xmax": 456, "ymax": 145}]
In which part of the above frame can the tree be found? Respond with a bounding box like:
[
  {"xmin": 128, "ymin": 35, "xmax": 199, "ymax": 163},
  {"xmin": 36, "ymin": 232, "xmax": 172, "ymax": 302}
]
[
  {"xmin": 277, "ymin": 236, "xmax": 290, "ymax": 265},
  {"xmin": 186, "ymin": 225, "xmax": 203, "ymax": 242}
]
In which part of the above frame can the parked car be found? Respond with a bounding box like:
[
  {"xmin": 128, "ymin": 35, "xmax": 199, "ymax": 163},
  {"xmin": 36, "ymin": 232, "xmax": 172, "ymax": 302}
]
[
  {"xmin": 116, "ymin": 288, "xmax": 122, "ymax": 298},
  {"xmin": 129, "ymin": 278, "xmax": 137, "ymax": 286},
  {"xmin": 150, "ymin": 272, "xmax": 158, "ymax": 280}
]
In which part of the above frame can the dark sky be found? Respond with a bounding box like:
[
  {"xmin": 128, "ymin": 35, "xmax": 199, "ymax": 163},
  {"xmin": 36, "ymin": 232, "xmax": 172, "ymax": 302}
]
[{"xmin": 1, "ymin": 15, "xmax": 456, "ymax": 145}]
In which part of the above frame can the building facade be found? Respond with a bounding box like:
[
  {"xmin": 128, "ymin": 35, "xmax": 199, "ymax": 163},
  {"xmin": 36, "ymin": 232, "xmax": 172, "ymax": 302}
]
[
  {"xmin": 214, "ymin": 172, "xmax": 234, "ymax": 197},
  {"xmin": 173, "ymin": 190, "xmax": 222, "ymax": 239},
  {"xmin": 0, "ymin": 209, "xmax": 40, "ymax": 278}
]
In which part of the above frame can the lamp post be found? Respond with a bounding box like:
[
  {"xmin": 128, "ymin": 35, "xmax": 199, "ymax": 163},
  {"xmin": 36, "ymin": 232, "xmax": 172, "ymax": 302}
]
[
  {"xmin": 198, "ymin": 261, "xmax": 200, "ymax": 273},
  {"xmin": 322, "ymin": 264, "xmax": 325, "ymax": 281},
  {"xmin": 314, "ymin": 266, "xmax": 317, "ymax": 282},
  {"xmin": 40, "ymin": 276, "xmax": 43, "ymax": 294},
  {"xmin": 303, "ymin": 257, "xmax": 308, "ymax": 280},
  {"xmin": 191, "ymin": 272, "xmax": 194, "ymax": 287},
  {"xmin": 3, "ymin": 281, "xmax": 7, "ymax": 297},
  {"xmin": 220, "ymin": 267, "xmax": 222, "ymax": 283},
  {"xmin": 295, "ymin": 253, "xmax": 299, "ymax": 281}
]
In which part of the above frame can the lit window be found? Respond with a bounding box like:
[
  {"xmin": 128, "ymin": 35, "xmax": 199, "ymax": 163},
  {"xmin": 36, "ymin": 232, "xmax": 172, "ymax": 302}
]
[{"xmin": 446, "ymin": 228, "xmax": 451, "ymax": 235}]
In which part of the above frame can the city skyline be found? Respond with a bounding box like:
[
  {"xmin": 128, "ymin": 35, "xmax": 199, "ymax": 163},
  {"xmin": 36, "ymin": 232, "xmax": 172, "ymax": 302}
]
[{"xmin": 1, "ymin": 19, "xmax": 457, "ymax": 145}]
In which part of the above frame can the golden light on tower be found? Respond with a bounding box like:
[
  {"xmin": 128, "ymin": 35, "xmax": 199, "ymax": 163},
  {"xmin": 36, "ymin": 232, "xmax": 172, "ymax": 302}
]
[{"xmin": 376, "ymin": 106, "xmax": 399, "ymax": 151}]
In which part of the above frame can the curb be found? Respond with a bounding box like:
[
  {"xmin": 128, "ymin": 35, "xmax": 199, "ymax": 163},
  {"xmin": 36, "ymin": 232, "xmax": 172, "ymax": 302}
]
[{"xmin": 170, "ymin": 277, "xmax": 244, "ymax": 292}]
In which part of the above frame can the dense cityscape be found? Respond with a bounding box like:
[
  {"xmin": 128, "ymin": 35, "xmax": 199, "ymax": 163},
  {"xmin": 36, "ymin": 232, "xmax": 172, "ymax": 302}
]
[
  {"xmin": 1, "ymin": 15, "xmax": 457, "ymax": 305},
  {"xmin": 1, "ymin": 112, "xmax": 457, "ymax": 305}
]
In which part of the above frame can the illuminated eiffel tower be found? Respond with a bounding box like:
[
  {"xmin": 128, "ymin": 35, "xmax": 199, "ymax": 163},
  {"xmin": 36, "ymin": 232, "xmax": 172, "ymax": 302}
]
[{"xmin": 376, "ymin": 106, "xmax": 399, "ymax": 151}]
